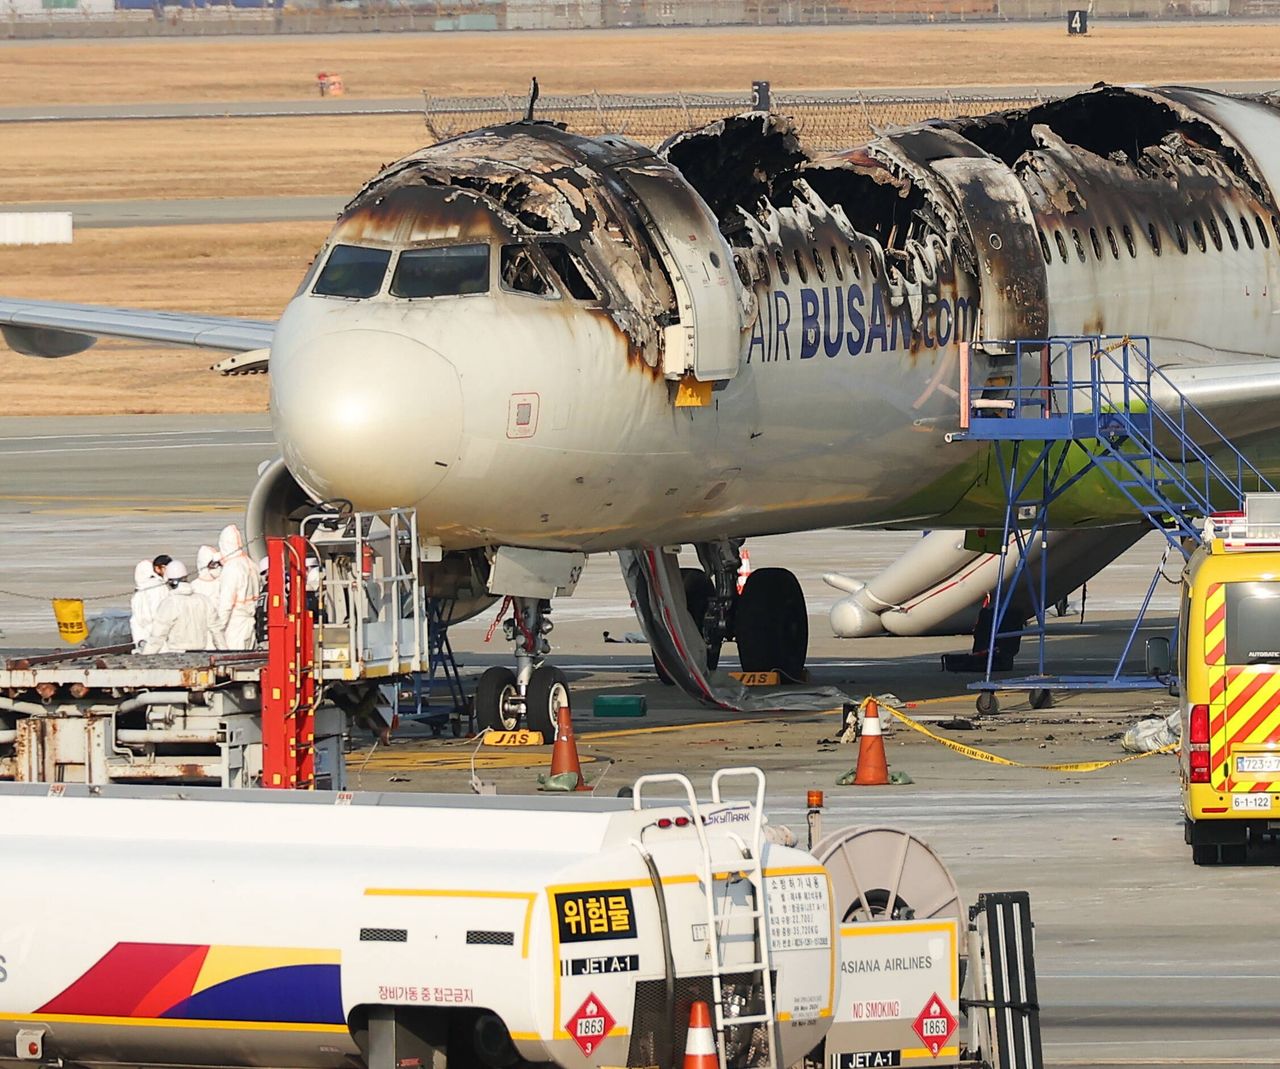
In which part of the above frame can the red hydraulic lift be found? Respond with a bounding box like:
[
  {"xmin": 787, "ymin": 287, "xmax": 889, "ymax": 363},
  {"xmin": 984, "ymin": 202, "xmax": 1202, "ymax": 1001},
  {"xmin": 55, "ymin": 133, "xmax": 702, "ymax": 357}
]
[{"xmin": 260, "ymin": 535, "xmax": 317, "ymax": 788}]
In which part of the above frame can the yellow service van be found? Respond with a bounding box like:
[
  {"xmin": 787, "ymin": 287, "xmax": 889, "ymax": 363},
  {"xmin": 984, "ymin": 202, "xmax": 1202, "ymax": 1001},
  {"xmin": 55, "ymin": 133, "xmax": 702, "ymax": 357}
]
[{"xmin": 1180, "ymin": 497, "xmax": 1280, "ymax": 865}]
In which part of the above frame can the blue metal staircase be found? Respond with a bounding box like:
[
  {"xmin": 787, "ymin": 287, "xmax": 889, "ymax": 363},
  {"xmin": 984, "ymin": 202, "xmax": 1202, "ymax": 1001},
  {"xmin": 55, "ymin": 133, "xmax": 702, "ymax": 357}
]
[{"xmin": 946, "ymin": 334, "xmax": 1275, "ymax": 706}]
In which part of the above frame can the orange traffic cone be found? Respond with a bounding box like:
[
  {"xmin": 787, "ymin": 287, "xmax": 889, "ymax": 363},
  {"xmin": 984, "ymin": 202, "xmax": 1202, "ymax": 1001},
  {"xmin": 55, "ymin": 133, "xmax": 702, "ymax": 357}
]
[
  {"xmin": 683, "ymin": 1001, "xmax": 718, "ymax": 1069},
  {"xmin": 736, "ymin": 548, "xmax": 752, "ymax": 595},
  {"xmin": 852, "ymin": 698, "xmax": 890, "ymax": 786},
  {"xmin": 548, "ymin": 700, "xmax": 589, "ymax": 791}
]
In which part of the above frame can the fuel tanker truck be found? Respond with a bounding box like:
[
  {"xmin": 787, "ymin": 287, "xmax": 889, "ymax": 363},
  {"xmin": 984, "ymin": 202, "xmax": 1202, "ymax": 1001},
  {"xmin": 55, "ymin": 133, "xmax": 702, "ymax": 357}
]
[{"xmin": 0, "ymin": 770, "xmax": 1036, "ymax": 1069}]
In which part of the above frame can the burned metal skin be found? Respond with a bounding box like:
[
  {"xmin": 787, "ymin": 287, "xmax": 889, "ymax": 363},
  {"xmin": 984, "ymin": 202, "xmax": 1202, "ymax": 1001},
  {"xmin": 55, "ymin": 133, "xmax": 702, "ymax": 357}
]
[
  {"xmin": 271, "ymin": 86, "xmax": 1280, "ymax": 563},
  {"xmin": 269, "ymin": 118, "xmax": 985, "ymax": 556}
]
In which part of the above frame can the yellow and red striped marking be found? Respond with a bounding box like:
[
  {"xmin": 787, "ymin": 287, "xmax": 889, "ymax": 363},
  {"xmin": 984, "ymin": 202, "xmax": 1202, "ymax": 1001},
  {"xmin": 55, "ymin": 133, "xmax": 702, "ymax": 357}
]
[{"xmin": 1222, "ymin": 666, "xmax": 1280, "ymax": 792}]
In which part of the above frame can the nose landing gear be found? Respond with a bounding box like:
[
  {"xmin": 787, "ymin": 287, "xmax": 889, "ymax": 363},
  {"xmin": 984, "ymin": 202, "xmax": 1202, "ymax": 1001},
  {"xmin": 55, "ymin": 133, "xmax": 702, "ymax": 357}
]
[{"xmin": 473, "ymin": 597, "xmax": 568, "ymax": 740}]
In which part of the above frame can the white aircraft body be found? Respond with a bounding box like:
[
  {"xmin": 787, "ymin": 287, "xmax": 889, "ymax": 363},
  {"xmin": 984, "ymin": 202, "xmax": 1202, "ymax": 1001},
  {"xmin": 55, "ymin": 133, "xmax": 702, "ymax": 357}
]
[{"xmin": 5, "ymin": 84, "xmax": 1280, "ymax": 726}]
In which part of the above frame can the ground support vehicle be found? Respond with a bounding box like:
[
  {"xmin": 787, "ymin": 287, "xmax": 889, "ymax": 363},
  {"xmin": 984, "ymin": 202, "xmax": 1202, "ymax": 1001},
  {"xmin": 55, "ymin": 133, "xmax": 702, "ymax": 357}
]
[
  {"xmin": 0, "ymin": 768, "xmax": 1038, "ymax": 1069},
  {"xmin": 1179, "ymin": 497, "xmax": 1280, "ymax": 864},
  {"xmin": 0, "ymin": 509, "xmax": 434, "ymax": 788}
]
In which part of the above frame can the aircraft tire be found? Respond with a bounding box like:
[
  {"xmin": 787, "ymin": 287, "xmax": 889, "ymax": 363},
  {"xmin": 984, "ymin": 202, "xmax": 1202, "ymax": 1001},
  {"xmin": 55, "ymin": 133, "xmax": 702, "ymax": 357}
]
[
  {"xmin": 652, "ymin": 568, "xmax": 719, "ymax": 683},
  {"xmin": 525, "ymin": 664, "xmax": 569, "ymax": 741},
  {"xmin": 735, "ymin": 567, "xmax": 808, "ymax": 681},
  {"xmin": 475, "ymin": 666, "xmax": 520, "ymax": 733}
]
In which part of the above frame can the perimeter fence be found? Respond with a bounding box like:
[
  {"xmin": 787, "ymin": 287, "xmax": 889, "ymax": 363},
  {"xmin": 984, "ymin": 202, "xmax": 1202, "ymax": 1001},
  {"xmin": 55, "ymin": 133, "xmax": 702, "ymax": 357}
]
[{"xmin": 422, "ymin": 88, "xmax": 1045, "ymax": 153}]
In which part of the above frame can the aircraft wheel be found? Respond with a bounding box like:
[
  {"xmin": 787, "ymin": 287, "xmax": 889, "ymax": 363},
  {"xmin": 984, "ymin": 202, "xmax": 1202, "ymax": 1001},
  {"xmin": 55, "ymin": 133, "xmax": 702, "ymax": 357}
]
[
  {"xmin": 475, "ymin": 667, "xmax": 520, "ymax": 733},
  {"xmin": 525, "ymin": 665, "xmax": 569, "ymax": 742},
  {"xmin": 653, "ymin": 655, "xmax": 675, "ymax": 686},
  {"xmin": 975, "ymin": 690, "xmax": 999, "ymax": 716},
  {"xmin": 653, "ymin": 568, "xmax": 720, "ymax": 683},
  {"xmin": 681, "ymin": 567, "xmax": 722, "ymax": 671},
  {"xmin": 736, "ymin": 567, "xmax": 808, "ymax": 681}
]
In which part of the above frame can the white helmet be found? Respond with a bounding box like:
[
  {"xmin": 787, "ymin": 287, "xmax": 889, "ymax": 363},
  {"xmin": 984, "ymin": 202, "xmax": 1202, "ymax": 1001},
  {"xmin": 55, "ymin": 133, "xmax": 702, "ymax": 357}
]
[{"xmin": 164, "ymin": 560, "xmax": 189, "ymax": 584}]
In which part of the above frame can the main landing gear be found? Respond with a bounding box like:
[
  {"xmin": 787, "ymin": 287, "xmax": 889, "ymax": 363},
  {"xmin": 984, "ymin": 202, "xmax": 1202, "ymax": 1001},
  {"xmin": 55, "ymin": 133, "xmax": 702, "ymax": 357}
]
[
  {"xmin": 474, "ymin": 596, "xmax": 568, "ymax": 740},
  {"xmin": 656, "ymin": 541, "xmax": 809, "ymax": 684}
]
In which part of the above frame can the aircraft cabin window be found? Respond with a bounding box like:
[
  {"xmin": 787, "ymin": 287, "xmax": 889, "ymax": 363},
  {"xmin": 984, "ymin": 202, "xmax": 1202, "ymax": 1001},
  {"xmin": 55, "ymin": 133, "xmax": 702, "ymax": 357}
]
[
  {"xmin": 830, "ymin": 245, "xmax": 845, "ymax": 281},
  {"xmin": 1105, "ymin": 226, "xmax": 1120, "ymax": 260},
  {"xmin": 1271, "ymin": 215, "xmax": 1280, "ymax": 248},
  {"xmin": 847, "ymin": 245, "xmax": 861, "ymax": 280},
  {"xmin": 733, "ymin": 252, "xmax": 753, "ymax": 288},
  {"xmin": 1241, "ymin": 215, "xmax": 1255, "ymax": 250},
  {"xmin": 793, "ymin": 249, "xmax": 809, "ymax": 284},
  {"xmin": 500, "ymin": 245, "xmax": 554, "ymax": 297},
  {"xmin": 1089, "ymin": 227, "xmax": 1103, "ymax": 260},
  {"xmin": 1147, "ymin": 222, "xmax": 1161, "ymax": 256},
  {"xmin": 1037, "ymin": 229, "xmax": 1051, "ymax": 264},
  {"xmin": 1192, "ymin": 219, "xmax": 1207, "ymax": 253},
  {"xmin": 1174, "ymin": 222, "xmax": 1188, "ymax": 254},
  {"xmin": 393, "ymin": 244, "xmax": 490, "ymax": 299},
  {"xmin": 1207, "ymin": 216, "xmax": 1223, "ymax": 252},
  {"xmin": 1054, "ymin": 231, "xmax": 1069, "ymax": 262},
  {"xmin": 1071, "ymin": 228, "xmax": 1086, "ymax": 263},
  {"xmin": 1223, "ymin": 214, "xmax": 1239, "ymax": 250},
  {"xmin": 1256, "ymin": 214, "xmax": 1270, "ymax": 249},
  {"xmin": 1121, "ymin": 225, "xmax": 1137, "ymax": 258},
  {"xmin": 313, "ymin": 244, "xmax": 392, "ymax": 299},
  {"xmin": 774, "ymin": 250, "xmax": 790, "ymax": 284},
  {"xmin": 812, "ymin": 248, "xmax": 827, "ymax": 282},
  {"xmin": 541, "ymin": 243, "xmax": 599, "ymax": 301},
  {"xmin": 756, "ymin": 248, "xmax": 771, "ymax": 284}
]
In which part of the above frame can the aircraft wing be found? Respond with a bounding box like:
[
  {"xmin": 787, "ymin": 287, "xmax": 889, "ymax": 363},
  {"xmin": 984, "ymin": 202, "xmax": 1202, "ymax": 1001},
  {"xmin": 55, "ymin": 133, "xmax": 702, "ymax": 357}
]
[{"xmin": 0, "ymin": 296, "xmax": 274, "ymax": 374}]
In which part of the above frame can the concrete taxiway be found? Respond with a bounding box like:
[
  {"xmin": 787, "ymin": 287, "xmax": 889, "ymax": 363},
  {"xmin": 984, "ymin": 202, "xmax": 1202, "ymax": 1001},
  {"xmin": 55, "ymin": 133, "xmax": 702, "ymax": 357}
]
[{"xmin": 0, "ymin": 413, "xmax": 1267, "ymax": 1068}]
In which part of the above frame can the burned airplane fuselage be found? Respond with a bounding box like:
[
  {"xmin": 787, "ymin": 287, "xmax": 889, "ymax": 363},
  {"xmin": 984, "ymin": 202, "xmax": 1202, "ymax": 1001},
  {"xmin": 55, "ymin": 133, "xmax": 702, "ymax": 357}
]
[{"xmin": 265, "ymin": 85, "xmax": 1280, "ymax": 554}]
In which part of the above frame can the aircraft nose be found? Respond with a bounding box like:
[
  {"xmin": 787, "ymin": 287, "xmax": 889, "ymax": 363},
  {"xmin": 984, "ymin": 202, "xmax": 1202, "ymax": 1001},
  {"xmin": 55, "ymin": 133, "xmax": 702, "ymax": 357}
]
[{"xmin": 272, "ymin": 329, "xmax": 463, "ymax": 510}]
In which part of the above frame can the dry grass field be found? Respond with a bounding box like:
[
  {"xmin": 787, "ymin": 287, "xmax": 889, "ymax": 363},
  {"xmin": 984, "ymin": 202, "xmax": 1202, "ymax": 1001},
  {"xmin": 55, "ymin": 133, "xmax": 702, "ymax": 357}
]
[
  {"xmin": 4, "ymin": 115, "xmax": 426, "ymax": 203},
  {"xmin": 3, "ymin": 23, "xmax": 1280, "ymax": 105},
  {"xmin": 3, "ymin": 24, "xmax": 1277, "ymax": 414}
]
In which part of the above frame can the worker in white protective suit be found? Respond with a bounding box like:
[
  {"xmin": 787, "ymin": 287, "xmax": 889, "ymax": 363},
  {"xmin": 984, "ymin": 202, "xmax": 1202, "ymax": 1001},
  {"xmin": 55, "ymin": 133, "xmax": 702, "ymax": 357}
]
[
  {"xmin": 192, "ymin": 545, "xmax": 224, "ymax": 623},
  {"xmin": 143, "ymin": 561, "xmax": 224, "ymax": 655},
  {"xmin": 129, "ymin": 559, "xmax": 169, "ymax": 649},
  {"xmin": 216, "ymin": 523, "xmax": 260, "ymax": 650}
]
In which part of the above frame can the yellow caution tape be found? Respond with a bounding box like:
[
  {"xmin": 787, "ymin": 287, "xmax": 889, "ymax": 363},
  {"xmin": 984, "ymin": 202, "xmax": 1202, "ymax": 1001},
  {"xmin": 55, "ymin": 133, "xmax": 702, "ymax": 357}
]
[{"xmin": 871, "ymin": 698, "xmax": 1178, "ymax": 772}]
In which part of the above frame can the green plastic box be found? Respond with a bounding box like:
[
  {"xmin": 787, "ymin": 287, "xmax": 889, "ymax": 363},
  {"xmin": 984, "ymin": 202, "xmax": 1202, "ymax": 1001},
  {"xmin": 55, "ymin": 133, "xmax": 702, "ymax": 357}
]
[{"xmin": 593, "ymin": 694, "xmax": 648, "ymax": 718}]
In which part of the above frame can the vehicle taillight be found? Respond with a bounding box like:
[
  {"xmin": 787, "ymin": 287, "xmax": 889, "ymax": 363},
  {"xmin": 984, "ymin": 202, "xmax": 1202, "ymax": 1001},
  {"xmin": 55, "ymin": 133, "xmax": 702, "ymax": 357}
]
[
  {"xmin": 1189, "ymin": 704, "xmax": 1212, "ymax": 783},
  {"xmin": 1190, "ymin": 705, "xmax": 1210, "ymax": 744}
]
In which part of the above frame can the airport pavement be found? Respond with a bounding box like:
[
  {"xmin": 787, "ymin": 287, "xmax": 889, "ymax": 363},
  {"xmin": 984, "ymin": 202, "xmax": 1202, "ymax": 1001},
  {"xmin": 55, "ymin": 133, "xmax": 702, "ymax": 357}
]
[{"xmin": 0, "ymin": 413, "xmax": 1262, "ymax": 1067}]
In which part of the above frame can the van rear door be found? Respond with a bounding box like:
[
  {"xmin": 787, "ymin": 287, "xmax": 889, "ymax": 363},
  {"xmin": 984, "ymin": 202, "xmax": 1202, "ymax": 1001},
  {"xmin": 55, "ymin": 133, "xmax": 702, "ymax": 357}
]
[{"xmin": 1216, "ymin": 580, "xmax": 1280, "ymax": 796}]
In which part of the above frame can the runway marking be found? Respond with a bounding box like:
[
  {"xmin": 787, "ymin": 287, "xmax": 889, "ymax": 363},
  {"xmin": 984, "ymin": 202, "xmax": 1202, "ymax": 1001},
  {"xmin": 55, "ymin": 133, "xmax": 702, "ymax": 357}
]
[
  {"xmin": 351, "ymin": 750, "xmax": 600, "ymax": 772},
  {"xmin": 34, "ymin": 506, "xmax": 241, "ymax": 516},
  {"xmin": 0, "ymin": 494, "xmax": 243, "ymax": 504},
  {"xmin": 0, "ymin": 441, "xmax": 276, "ymax": 456},
  {"xmin": 0, "ymin": 430, "xmax": 267, "ymax": 442}
]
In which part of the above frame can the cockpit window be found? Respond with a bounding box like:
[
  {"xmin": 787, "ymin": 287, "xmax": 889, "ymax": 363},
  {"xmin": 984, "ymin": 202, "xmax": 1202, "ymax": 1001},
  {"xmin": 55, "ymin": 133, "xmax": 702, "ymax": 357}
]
[
  {"xmin": 313, "ymin": 245, "xmax": 391, "ymax": 299},
  {"xmin": 500, "ymin": 245, "xmax": 554, "ymax": 296},
  {"xmin": 392, "ymin": 244, "xmax": 490, "ymax": 298},
  {"xmin": 541, "ymin": 243, "xmax": 599, "ymax": 301}
]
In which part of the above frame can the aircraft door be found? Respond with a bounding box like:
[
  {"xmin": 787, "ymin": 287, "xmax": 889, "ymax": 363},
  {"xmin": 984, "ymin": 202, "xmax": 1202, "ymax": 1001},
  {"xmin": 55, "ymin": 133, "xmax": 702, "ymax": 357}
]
[
  {"xmin": 615, "ymin": 163, "xmax": 750, "ymax": 382},
  {"xmin": 930, "ymin": 155, "xmax": 1049, "ymax": 346}
]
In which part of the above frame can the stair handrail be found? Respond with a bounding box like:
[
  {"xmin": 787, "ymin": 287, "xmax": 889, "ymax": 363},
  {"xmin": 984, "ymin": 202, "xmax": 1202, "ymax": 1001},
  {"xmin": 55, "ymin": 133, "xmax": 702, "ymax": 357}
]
[{"xmin": 1086, "ymin": 336, "xmax": 1274, "ymax": 508}]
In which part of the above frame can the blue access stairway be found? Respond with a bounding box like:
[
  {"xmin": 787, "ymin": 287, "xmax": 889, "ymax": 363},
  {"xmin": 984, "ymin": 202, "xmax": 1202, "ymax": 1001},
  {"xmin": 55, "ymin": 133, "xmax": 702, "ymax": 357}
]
[{"xmin": 946, "ymin": 334, "xmax": 1274, "ymax": 707}]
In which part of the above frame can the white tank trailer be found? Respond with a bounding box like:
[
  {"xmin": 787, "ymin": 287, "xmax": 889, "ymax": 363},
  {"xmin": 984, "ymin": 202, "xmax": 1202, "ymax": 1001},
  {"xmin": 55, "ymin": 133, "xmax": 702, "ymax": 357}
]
[{"xmin": 0, "ymin": 772, "xmax": 844, "ymax": 1069}]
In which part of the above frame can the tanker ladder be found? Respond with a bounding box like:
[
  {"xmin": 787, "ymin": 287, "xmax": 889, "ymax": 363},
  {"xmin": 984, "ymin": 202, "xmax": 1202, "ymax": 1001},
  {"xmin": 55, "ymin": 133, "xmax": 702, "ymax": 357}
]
[
  {"xmin": 947, "ymin": 333, "xmax": 1273, "ymax": 714},
  {"xmin": 632, "ymin": 768, "xmax": 778, "ymax": 1069}
]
